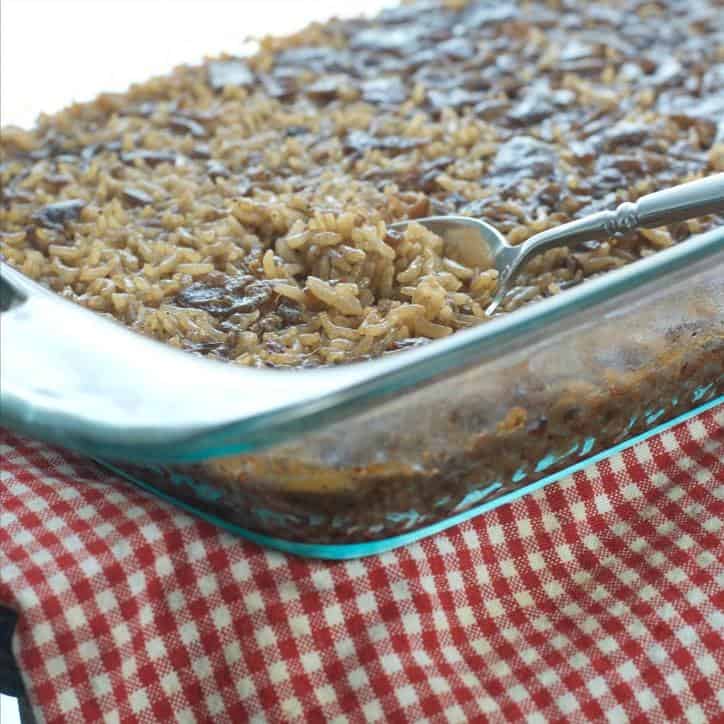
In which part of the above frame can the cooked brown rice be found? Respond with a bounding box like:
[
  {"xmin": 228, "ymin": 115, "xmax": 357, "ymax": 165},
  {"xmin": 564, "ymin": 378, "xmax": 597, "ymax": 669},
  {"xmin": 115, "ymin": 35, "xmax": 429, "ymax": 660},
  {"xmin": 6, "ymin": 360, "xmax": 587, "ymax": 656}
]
[{"xmin": 1, "ymin": 0, "xmax": 722, "ymax": 367}]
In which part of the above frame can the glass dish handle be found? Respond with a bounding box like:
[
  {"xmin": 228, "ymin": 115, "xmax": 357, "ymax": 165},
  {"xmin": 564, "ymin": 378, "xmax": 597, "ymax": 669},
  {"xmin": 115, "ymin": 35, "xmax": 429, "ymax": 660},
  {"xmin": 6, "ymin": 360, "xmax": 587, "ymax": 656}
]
[
  {"xmin": 0, "ymin": 261, "xmax": 375, "ymax": 460},
  {"xmin": 0, "ymin": 262, "xmax": 285, "ymax": 453}
]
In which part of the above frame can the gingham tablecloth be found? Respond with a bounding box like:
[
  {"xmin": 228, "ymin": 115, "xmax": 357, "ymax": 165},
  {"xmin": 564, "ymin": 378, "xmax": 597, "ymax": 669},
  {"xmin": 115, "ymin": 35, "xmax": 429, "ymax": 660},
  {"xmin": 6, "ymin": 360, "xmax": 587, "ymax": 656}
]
[{"xmin": 1, "ymin": 405, "xmax": 722, "ymax": 724}]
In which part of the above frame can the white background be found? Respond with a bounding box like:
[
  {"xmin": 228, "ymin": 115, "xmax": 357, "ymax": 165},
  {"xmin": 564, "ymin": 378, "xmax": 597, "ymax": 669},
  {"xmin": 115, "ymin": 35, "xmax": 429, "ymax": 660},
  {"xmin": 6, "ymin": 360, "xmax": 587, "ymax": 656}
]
[
  {"xmin": 1, "ymin": 3, "xmax": 392, "ymax": 721},
  {"xmin": 1, "ymin": 694, "xmax": 22, "ymax": 724},
  {"xmin": 2, "ymin": 0, "xmax": 393, "ymax": 128}
]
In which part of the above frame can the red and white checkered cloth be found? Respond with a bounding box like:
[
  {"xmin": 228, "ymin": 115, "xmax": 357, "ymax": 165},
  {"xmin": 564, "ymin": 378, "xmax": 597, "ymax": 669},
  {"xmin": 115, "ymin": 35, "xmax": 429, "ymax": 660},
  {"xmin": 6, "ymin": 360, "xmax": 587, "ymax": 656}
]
[{"xmin": 1, "ymin": 405, "xmax": 722, "ymax": 723}]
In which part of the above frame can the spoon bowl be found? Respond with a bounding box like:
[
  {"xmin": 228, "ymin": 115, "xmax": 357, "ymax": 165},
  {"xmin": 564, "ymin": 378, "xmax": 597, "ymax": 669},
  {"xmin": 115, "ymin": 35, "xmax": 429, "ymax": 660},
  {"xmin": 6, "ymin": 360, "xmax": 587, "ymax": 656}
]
[{"xmin": 390, "ymin": 213, "xmax": 517, "ymax": 285}]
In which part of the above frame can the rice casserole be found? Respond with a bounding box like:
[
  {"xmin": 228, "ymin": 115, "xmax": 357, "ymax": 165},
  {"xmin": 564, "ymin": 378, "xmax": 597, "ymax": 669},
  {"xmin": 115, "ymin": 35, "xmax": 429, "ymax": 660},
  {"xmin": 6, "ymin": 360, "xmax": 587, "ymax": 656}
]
[{"xmin": 1, "ymin": 0, "xmax": 722, "ymax": 543}]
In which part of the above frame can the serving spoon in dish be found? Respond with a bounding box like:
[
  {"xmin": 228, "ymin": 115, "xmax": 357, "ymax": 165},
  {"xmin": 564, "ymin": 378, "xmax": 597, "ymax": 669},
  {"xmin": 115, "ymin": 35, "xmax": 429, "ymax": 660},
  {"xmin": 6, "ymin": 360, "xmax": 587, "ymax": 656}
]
[{"xmin": 391, "ymin": 173, "xmax": 724, "ymax": 315}]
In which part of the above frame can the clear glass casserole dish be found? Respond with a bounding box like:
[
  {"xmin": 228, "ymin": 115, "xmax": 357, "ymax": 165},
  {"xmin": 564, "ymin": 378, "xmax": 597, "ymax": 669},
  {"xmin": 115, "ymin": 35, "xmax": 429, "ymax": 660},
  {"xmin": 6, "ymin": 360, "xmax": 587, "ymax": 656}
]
[{"xmin": 2, "ymin": 226, "xmax": 722, "ymax": 557}]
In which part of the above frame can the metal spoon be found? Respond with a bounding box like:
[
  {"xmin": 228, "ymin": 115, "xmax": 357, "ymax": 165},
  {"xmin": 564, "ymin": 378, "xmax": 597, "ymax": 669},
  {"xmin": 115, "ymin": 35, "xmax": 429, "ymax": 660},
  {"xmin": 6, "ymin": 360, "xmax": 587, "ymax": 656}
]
[{"xmin": 392, "ymin": 173, "xmax": 724, "ymax": 315}]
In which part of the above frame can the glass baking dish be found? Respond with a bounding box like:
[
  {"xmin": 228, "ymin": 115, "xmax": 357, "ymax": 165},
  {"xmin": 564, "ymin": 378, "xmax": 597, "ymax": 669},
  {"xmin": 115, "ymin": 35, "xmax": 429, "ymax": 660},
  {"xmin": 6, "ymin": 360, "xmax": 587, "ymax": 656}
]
[{"xmin": 2, "ymin": 226, "xmax": 723, "ymax": 558}]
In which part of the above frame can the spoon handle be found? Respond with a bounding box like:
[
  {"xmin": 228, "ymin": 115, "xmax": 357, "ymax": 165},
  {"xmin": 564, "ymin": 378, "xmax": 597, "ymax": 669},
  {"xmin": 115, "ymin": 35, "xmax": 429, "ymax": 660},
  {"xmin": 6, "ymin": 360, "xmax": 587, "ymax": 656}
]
[
  {"xmin": 513, "ymin": 173, "xmax": 724, "ymax": 279},
  {"xmin": 486, "ymin": 174, "xmax": 724, "ymax": 315},
  {"xmin": 634, "ymin": 172, "xmax": 724, "ymax": 228}
]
